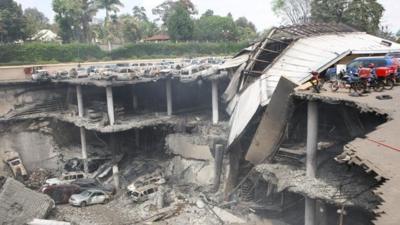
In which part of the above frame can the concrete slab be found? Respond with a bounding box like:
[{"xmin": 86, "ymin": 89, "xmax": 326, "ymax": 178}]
[
  {"xmin": 166, "ymin": 134, "xmax": 213, "ymax": 160},
  {"xmin": 0, "ymin": 178, "xmax": 54, "ymax": 225},
  {"xmin": 294, "ymin": 86, "xmax": 400, "ymax": 225}
]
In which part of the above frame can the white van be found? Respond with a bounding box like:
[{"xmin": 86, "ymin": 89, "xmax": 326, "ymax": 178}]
[
  {"xmin": 129, "ymin": 184, "xmax": 159, "ymax": 202},
  {"xmin": 45, "ymin": 171, "xmax": 86, "ymax": 186}
]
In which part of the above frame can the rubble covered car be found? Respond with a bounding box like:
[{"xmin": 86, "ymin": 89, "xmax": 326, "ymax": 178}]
[
  {"xmin": 129, "ymin": 184, "xmax": 160, "ymax": 202},
  {"xmin": 3, "ymin": 151, "xmax": 28, "ymax": 180},
  {"xmin": 127, "ymin": 172, "xmax": 166, "ymax": 194}
]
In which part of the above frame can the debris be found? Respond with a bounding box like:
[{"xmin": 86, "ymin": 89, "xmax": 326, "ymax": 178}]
[
  {"xmin": 26, "ymin": 168, "xmax": 53, "ymax": 189},
  {"xmin": 211, "ymin": 206, "xmax": 246, "ymax": 224},
  {"xmin": 0, "ymin": 178, "xmax": 55, "ymax": 225},
  {"xmin": 376, "ymin": 94, "xmax": 392, "ymax": 100},
  {"xmin": 27, "ymin": 219, "xmax": 71, "ymax": 225}
]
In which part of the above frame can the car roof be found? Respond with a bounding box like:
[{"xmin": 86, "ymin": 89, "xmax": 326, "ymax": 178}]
[
  {"xmin": 354, "ymin": 56, "xmax": 389, "ymax": 60},
  {"xmin": 85, "ymin": 188, "xmax": 105, "ymax": 193}
]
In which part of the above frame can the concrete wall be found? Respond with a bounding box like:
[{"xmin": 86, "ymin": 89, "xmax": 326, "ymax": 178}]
[
  {"xmin": 0, "ymin": 84, "xmax": 65, "ymax": 117},
  {"xmin": 0, "ymin": 131, "xmax": 59, "ymax": 171}
]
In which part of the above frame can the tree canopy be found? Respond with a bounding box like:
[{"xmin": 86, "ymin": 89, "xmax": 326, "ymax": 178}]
[
  {"xmin": 0, "ymin": 0, "xmax": 27, "ymax": 43},
  {"xmin": 24, "ymin": 8, "xmax": 50, "ymax": 38},
  {"xmin": 311, "ymin": 0, "xmax": 384, "ymax": 34},
  {"xmin": 166, "ymin": 3, "xmax": 194, "ymax": 41}
]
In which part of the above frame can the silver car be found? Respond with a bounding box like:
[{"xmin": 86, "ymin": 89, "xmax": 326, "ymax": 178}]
[{"xmin": 69, "ymin": 189, "xmax": 110, "ymax": 207}]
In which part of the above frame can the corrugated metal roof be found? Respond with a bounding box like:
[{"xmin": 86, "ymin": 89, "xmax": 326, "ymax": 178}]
[
  {"xmin": 227, "ymin": 32, "xmax": 400, "ymax": 146},
  {"xmin": 261, "ymin": 33, "xmax": 400, "ymax": 90}
]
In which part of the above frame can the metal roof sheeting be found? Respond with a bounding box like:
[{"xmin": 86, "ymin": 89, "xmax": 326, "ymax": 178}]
[
  {"xmin": 262, "ymin": 33, "xmax": 400, "ymax": 90},
  {"xmin": 227, "ymin": 32, "xmax": 400, "ymax": 147}
]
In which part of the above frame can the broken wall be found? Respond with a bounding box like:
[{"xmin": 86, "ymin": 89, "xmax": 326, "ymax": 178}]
[
  {"xmin": 0, "ymin": 83, "xmax": 67, "ymax": 118},
  {"xmin": 0, "ymin": 120, "xmax": 60, "ymax": 172}
]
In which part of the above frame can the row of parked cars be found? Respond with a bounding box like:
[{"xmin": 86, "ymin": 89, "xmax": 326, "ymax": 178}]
[
  {"xmin": 38, "ymin": 168, "xmax": 167, "ymax": 207},
  {"xmin": 31, "ymin": 57, "xmax": 226, "ymax": 82}
]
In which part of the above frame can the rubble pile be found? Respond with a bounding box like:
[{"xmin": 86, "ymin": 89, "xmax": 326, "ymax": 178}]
[{"xmin": 25, "ymin": 168, "xmax": 53, "ymax": 189}]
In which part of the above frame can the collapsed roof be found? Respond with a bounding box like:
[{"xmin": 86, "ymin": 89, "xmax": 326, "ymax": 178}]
[{"xmin": 224, "ymin": 23, "xmax": 400, "ymax": 147}]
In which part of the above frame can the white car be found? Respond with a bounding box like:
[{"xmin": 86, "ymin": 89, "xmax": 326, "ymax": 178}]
[{"xmin": 69, "ymin": 189, "xmax": 110, "ymax": 207}]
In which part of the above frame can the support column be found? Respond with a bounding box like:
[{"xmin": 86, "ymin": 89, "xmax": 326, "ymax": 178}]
[
  {"xmin": 212, "ymin": 80, "xmax": 219, "ymax": 124},
  {"xmin": 213, "ymin": 144, "xmax": 224, "ymax": 191},
  {"xmin": 80, "ymin": 127, "xmax": 88, "ymax": 174},
  {"xmin": 110, "ymin": 134, "xmax": 119, "ymax": 189},
  {"xmin": 166, "ymin": 79, "xmax": 172, "ymax": 116},
  {"xmin": 135, "ymin": 129, "xmax": 140, "ymax": 148},
  {"xmin": 76, "ymin": 85, "xmax": 84, "ymax": 117},
  {"xmin": 305, "ymin": 101, "xmax": 318, "ymax": 225},
  {"xmin": 132, "ymin": 87, "xmax": 138, "ymax": 111},
  {"xmin": 106, "ymin": 86, "xmax": 115, "ymax": 125}
]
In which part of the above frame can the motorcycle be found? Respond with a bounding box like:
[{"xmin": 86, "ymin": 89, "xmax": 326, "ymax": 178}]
[{"xmin": 330, "ymin": 70, "xmax": 364, "ymax": 94}]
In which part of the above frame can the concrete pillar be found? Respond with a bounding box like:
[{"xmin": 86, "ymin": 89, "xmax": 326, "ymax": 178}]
[
  {"xmin": 76, "ymin": 85, "xmax": 84, "ymax": 118},
  {"xmin": 213, "ymin": 144, "xmax": 224, "ymax": 191},
  {"xmin": 305, "ymin": 101, "xmax": 318, "ymax": 225},
  {"xmin": 112, "ymin": 165, "xmax": 119, "ymax": 189},
  {"xmin": 317, "ymin": 201, "xmax": 328, "ymax": 225},
  {"xmin": 224, "ymin": 142, "xmax": 241, "ymax": 199},
  {"xmin": 166, "ymin": 79, "xmax": 172, "ymax": 116},
  {"xmin": 135, "ymin": 129, "xmax": 140, "ymax": 148},
  {"xmin": 110, "ymin": 134, "xmax": 119, "ymax": 189},
  {"xmin": 306, "ymin": 101, "xmax": 318, "ymax": 178},
  {"xmin": 133, "ymin": 95, "xmax": 138, "ymax": 111},
  {"xmin": 212, "ymin": 80, "xmax": 219, "ymax": 124},
  {"xmin": 106, "ymin": 86, "xmax": 115, "ymax": 125},
  {"xmin": 132, "ymin": 86, "xmax": 138, "ymax": 111},
  {"xmin": 79, "ymin": 127, "xmax": 88, "ymax": 174}
]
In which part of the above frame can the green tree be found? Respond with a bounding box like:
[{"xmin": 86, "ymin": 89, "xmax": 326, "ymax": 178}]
[
  {"xmin": 311, "ymin": 0, "xmax": 347, "ymax": 23},
  {"xmin": 311, "ymin": 0, "xmax": 384, "ymax": 34},
  {"xmin": 152, "ymin": 0, "xmax": 196, "ymax": 24},
  {"xmin": 53, "ymin": 0, "xmax": 82, "ymax": 43},
  {"xmin": 0, "ymin": 0, "xmax": 27, "ymax": 43},
  {"xmin": 81, "ymin": 0, "xmax": 98, "ymax": 43},
  {"xmin": 119, "ymin": 14, "xmax": 141, "ymax": 43},
  {"xmin": 344, "ymin": 0, "xmax": 383, "ymax": 34},
  {"xmin": 24, "ymin": 8, "xmax": 50, "ymax": 38},
  {"xmin": 132, "ymin": 5, "xmax": 159, "ymax": 38},
  {"xmin": 95, "ymin": 0, "xmax": 124, "ymax": 50},
  {"xmin": 166, "ymin": 3, "xmax": 194, "ymax": 41},
  {"xmin": 133, "ymin": 6, "xmax": 148, "ymax": 21},
  {"xmin": 193, "ymin": 13, "xmax": 238, "ymax": 42},
  {"xmin": 272, "ymin": 0, "xmax": 311, "ymax": 24},
  {"xmin": 235, "ymin": 17, "xmax": 257, "ymax": 41}
]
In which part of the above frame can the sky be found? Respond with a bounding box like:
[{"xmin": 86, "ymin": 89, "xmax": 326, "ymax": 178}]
[{"xmin": 14, "ymin": 0, "xmax": 400, "ymax": 33}]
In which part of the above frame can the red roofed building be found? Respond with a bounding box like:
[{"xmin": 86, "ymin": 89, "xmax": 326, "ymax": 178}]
[{"xmin": 143, "ymin": 34, "xmax": 171, "ymax": 43}]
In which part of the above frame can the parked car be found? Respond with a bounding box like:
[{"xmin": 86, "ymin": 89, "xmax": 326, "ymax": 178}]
[
  {"xmin": 39, "ymin": 184, "xmax": 81, "ymax": 204},
  {"xmin": 76, "ymin": 67, "xmax": 89, "ymax": 78},
  {"xmin": 385, "ymin": 52, "xmax": 400, "ymax": 61},
  {"xmin": 71, "ymin": 178, "xmax": 116, "ymax": 195},
  {"xmin": 3, "ymin": 151, "xmax": 28, "ymax": 181},
  {"xmin": 31, "ymin": 70, "xmax": 50, "ymax": 81},
  {"xmin": 180, "ymin": 64, "xmax": 215, "ymax": 82},
  {"xmin": 45, "ymin": 171, "xmax": 86, "ymax": 186},
  {"xmin": 129, "ymin": 184, "xmax": 159, "ymax": 202},
  {"xmin": 327, "ymin": 56, "xmax": 400, "ymax": 79},
  {"xmin": 69, "ymin": 189, "xmax": 111, "ymax": 207}
]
